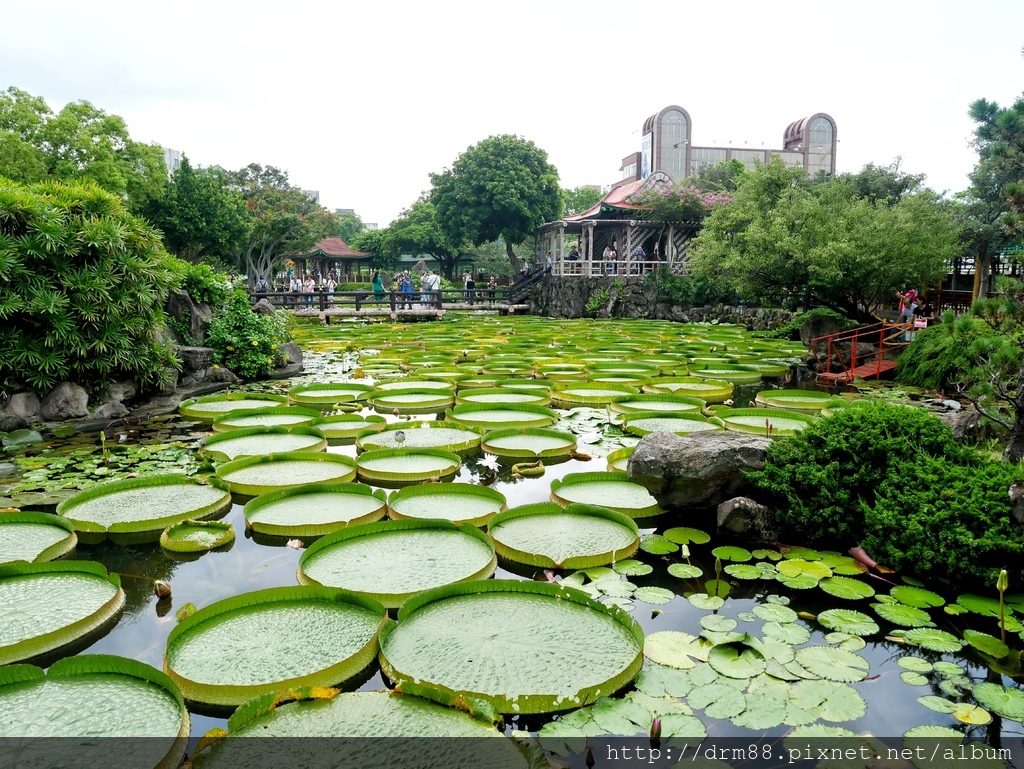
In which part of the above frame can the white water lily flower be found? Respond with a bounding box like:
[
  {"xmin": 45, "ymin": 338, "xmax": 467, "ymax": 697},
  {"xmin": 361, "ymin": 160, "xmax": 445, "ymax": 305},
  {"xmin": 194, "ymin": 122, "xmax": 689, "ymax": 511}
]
[{"xmin": 478, "ymin": 454, "xmax": 501, "ymax": 472}]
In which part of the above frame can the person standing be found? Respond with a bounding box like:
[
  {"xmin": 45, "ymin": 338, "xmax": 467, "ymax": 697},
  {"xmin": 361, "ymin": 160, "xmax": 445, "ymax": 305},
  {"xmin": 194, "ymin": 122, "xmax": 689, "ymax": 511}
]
[
  {"xmin": 488, "ymin": 275, "xmax": 497, "ymax": 301},
  {"xmin": 325, "ymin": 275, "xmax": 337, "ymax": 305},
  {"xmin": 399, "ymin": 271, "xmax": 413, "ymax": 309},
  {"xmin": 372, "ymin": 272, "xmax": 385, "ymax": 305},
  {"xmin": 603, "ymin": 245, "xmax": 617, "ymax": 275}
]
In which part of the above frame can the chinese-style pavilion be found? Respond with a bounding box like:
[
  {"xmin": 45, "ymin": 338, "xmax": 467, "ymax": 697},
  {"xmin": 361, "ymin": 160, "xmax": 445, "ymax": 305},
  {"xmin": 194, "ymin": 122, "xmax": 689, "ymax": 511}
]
[{"xmin": 291, "ymin": 237, "xmax": 372, "ymax": 281}]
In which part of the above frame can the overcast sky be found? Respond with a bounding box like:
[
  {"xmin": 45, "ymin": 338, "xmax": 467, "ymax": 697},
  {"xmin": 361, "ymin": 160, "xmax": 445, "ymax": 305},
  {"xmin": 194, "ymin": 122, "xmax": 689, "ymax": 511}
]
[{"xmin": 4, "ymin": 0, "xmax": 1023, "ymax": 226}]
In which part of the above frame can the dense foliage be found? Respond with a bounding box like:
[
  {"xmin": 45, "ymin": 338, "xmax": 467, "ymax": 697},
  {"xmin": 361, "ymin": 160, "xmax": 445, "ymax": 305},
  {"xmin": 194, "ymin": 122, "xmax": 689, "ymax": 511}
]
[
  {"xmin": 749, "ymin": 402, "xmax": 1023, "ymax": 591},
  {"xmin": 643, "ymin": 268, "xmax": 734, "ymax": 308},
  {"xmin": 762, "ymin": 307, "xmax": 853, "ymax": 341},
  {"xmin": 895, "ymin": 315, "xmax": 1004, "ymax": 393},
  {"xmin": 205, "ymin": 290, "xmax": 288, "ymax": 379},
  {"xmin": 168, "ymin": 257, "xmax": 230, "ymax": 310},
  {"xmin": 862, "ymin": 453, "xmax": 1024, "ymax": 591},
  {"xmin": 631, "ymin": 184, "xmax": 731, "ymax": 223},
  {"xmin": 0, "ymin": 178, "xmax": 177, "ymax": 395}
]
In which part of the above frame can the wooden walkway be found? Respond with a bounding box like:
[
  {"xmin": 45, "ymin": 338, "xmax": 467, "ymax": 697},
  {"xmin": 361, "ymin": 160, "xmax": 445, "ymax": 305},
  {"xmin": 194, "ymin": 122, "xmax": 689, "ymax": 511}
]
[
  {"xmin": 817, "ymin": 358, "xmax": 897, "ymax": 383},
  {"xmin": 290, "ymin": 303, "xmax": 530, "ymax": 321}
]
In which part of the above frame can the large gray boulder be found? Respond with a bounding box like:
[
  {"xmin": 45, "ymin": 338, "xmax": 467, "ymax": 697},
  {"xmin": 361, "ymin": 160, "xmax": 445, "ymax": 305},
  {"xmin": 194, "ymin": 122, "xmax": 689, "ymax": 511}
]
[
  {"xmin": 800, "ymin": 312, "xmax": 842, "ymax": 347},
  {"xmin": 628, "ymin": 430, "xmax": 772, "ymax": 511},
  {"xmin": 105, "ymin": 381, "xmax": 136, "ymax": 404},
  {"xmin": 252, "ymin": 298, "xmax": 277, "ymax": 316},
  {"xmin": 203, "ymin": 365, "xmax": 240, "ymax": 384},
  {"xmin": 279, "ymin": 342, "xmax": 303, "ymax": 366},
  {"xmin": 178, "ymin": 346, "xmax": 216, "ymax": 375},
  {"xmin": 1, "ymin": 392, "xmax": 41, "ymax": 429},
  {"xmin": 40, "ymin": 382, "xmax": 89, "ymax": 421},
  {"xmin": 166, "ymin": 289, "xmax": 212, "ymax": 344},
  {"xmin": 90, "ymin": 401, "xmax": 129, "ymax": 421},
  {"xmin": 939, "ymin": 408, "xmax": 984, "ymax": 443},
  {"xmin": 717, "ymin": 496, "xmax": 776, "ymax": 541}
]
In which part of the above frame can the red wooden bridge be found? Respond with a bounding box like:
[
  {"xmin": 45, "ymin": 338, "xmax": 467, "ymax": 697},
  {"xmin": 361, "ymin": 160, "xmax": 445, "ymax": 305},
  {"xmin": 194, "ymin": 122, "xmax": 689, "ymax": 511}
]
[{"xmin": 812, "ymin": 320, "xmax": 915, "ymax": 384}]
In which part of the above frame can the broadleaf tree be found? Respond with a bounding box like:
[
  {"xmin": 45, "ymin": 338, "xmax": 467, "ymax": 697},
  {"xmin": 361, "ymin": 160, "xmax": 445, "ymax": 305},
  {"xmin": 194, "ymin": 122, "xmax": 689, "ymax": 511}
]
[{"xmin": 430, "ymin": 134, "xmax": 561, "ymax": 273}]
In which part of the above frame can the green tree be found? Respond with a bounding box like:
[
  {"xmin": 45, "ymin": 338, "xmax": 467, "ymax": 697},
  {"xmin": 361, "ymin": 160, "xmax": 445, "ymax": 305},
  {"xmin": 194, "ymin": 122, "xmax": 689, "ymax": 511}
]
[
  {"xmin": 388, "ymin": 196, "xmax": 464, "ymax": 279},
  {"xmin": 560, "ymin": 186, "xmax": 603, "ymax": 217},
  {"xmin": 0, "ymin": 178, "xmax": 178, "ymax": 395},
  {"xmin": 688, "ymin": 158, "xmax": 959, "ymax": 320},
  {"xmin": 140, "ymin": 157, "xmax": 249, "ymax": 266},
  {"xmin": 430, "ymin": 134, "xmax": 561, "ymax": 273},
  {"xmin": 692, "ymin": 158, "xmax": 747, "ymax": 193},
  {"xmin": 223, "ymin": 164, "xmax": 337, "ymax": 287},
  {"xmin": 331, "ymin": 210, "xmax": 365, "ymax": 243},
  {"xmin": 349, "ymin": 228, "xmax": 399, "ymax": 273},
  {"xmin": 838, "ymin": 157, "xmax": 926, "ymax": 206}
]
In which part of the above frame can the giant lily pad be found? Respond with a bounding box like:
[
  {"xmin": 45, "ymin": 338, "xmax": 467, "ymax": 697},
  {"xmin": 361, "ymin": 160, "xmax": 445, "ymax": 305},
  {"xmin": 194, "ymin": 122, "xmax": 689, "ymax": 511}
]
[
  {"xmin": 0, "ymin": 511, "xmax": 77, "ymax": 565},
  {"xmin": 243, "ymin": 482, "xmax": 387, "ymax": 538},
  {"xmin": 164, "ymin": 586, "xmax": 386, "ymax": 707},
  {"xmin": 0, "ymin": 561, "xmax": 124, "ymax": 665},
  {"xmin": 378, "ymin": 580, "xmax": 644, "ymax": 714},
  {"xmin": 446, "ymin": 403, "xmax": 559, "ymax": 430},
  {"xmin": 487, "ymin": 502, "xmax": 639, "ymax": 569},
  {"xmin": 550, "ymin": 472, "xmax": 663, "ymax": 519},
  {"xmin": 456, "ymin": 387, "xmax": 552, "ymax": 407},
  {"xmin": 311, "ymin": 414, "xmax": 386, "ymax": 443},
  {"xmin": 179, "ymin": 393, "xmax": 288, "ymax": 422},
  {"xmin": 287, "ymin": 382, "xmax": 374, "ymax": 406},
  {"xmin": 716, "ymin": 408, "xmax": 815, "ymax": 436},
  {"xmin": 605, "ymin": 446, "xmax": 634, "ymax": 473},
  {"xmin": 160, "ymin": 520, "xmax": 235, "ymax": 553},
  {"xmin": 754, "ymin": 390, "xmax": 833, "ymax": 414},
  {"xmin": 56, "ymin": 475, "xmax": 232, "ymax": 544},
  {"xmin": 200, "ymin": 425, "xmax": 327, "ymax": 461},
  {"xmin": 550, "ymin": 382, "xmax": 639, "ymax": 407},
  {"xmin": 643, "ymin": 377, "xmax": 734, "ymax": 403},
  {"xmin": 212, "ymin": 406, "xmax": 323, "ymax": 432},
  {"xmin": 620, "ymin": 411, "xmax": 722, "ymax": 437},
  {"xmin": 609, "ymin": 394, "xmax": 706, "ymax": 414},
  {"xmin": 188, "ymin": 690, "xmax": 529, "ymax": 769},
  {"xmin": 355, "ymin": 448, "xmax": 461, "ymax": 485},
  {"xmin": 0, "ymin": 655, "xmax": 189, "ymax": 769},
  {"xmin": 480, "ymin": 428, "xmax": 577, "ymax": 459},
  {"xmin": 298, "ymin": 520, "xmax": 496, "ymax": 608},
  {"xmin": 356, "ymin": 421, "xmax": 482, "ymax": 455},
  {"xmin": 388, "ymin": 483, "xmax": 506, "ymax": 527},
  {"xmin": 216, "ymin": 452, "xmax": 357, "ymax": 497},
  {"xmin": 368, "ymin": 390, "xmax": 456, "ymax": 415}
]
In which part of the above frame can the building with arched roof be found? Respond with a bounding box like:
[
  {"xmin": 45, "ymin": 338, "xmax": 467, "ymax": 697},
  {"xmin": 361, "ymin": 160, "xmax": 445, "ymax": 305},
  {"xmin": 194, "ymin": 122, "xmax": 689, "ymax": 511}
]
[{"xmin": 618, "ymin": 105, "xmax": 836, "ymax": 185}]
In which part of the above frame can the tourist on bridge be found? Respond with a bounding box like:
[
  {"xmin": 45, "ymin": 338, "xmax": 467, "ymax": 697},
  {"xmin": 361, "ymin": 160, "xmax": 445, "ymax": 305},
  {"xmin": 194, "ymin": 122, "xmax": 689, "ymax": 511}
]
[{"xmin": 373, "ymin": 272, "xmax": 386, "ymax": 305}]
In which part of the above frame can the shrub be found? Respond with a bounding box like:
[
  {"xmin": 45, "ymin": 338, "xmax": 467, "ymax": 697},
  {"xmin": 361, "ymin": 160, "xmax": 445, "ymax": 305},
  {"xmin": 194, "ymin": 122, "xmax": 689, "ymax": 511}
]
[
  {"xmin": 748, "ymin": 402, "xmax": 967, "ymax": 546},
  {"xmin": 168, "ymin": 258, "xmax": 230, "ymax": 311},
  {"xmin": 643, "ymin": 268, "xmax": 734, "ymax": 308},
  {"xmin": 895, "ymin": 315, "xmax": 1002, "ymax": 392},
  {"xmin": 761, "ymin": 307, "xmax": 853, "ymax": 340},
  {"xmin": 0, "ymin": 178, "xmax": 178, "ymax": 394},
  {"xmin": 205, "ymin": 290, "xmax": 288, "ymax": 379},
  {"xmin": 862, "ymin": 454, "xmax": 1024, "ymax": 592},
  {"xmin": 336, "ymin": 282, "xmax": 371, "ymax": 292}
]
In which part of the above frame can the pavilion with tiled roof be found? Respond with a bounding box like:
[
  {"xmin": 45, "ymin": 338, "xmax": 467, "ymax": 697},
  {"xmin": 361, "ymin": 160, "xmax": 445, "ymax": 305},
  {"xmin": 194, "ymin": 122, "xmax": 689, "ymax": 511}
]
[{"xmin": 291, "ymin": 237, "xmax": 372, "ymax": 281}]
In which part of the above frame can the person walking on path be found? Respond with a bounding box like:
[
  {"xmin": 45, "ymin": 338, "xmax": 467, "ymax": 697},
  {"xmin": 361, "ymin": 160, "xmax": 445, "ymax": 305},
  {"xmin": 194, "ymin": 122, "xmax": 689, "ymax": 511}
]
[{"xmin": 372, "ymin": 272, "xmax": 386, "ymax": 305}]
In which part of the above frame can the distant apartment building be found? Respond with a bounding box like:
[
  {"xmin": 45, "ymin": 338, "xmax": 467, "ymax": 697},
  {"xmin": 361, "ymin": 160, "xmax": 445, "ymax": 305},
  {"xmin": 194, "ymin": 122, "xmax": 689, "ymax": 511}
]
[
  {"xmin": 161, "ymin": 147, "xmax": 182, "ymax": 177},
  {"xmin": 617, "ymin": 105, "xmax": 837, "ymax": 186},
  {"xmin": 333, "ymin": 208, "xmax": 377, "ymax": 229}
]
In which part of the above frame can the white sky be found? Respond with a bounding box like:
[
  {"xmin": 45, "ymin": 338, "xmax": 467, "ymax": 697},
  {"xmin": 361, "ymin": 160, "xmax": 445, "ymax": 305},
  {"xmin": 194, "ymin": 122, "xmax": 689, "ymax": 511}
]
[{"xmin": 3, "ymin": 0, "xmax": 1023, "ymax": 226}]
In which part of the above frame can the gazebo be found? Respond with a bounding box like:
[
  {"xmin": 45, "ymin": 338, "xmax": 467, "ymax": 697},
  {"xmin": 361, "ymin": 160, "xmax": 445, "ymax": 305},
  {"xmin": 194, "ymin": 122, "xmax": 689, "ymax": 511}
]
[
  {"xmin": 535, "ymin": 172, "xmax": 701, "ymax": 277},
  {"xmin": 290, "ymin": 237, "xmax": 372, "ymax": 283}
]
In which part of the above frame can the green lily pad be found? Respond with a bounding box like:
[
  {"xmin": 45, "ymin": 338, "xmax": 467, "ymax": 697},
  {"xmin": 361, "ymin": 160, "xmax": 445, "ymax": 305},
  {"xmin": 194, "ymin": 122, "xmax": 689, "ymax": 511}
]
[
  {"xmin": 788, "ymin": 679, "xmax": 866, "ymax": 722},
  {"xmin": 793, "ymin": 646, "xmax": 870, "ymax": 683},
  {"xmin": 644, "ymin": 631, "xmax": 712, "ymax": 669},
  {"xmin": 633, "ymin": 587, "xmax": 675, "ymax": 605},
  {"xmin": 388, "ymin": 483, "xmax": 507, "ymax": 527},
  {"xmin": 897, "ymin": 656, "xmax": 934, "ymax": 673},
  {"xmin": 871, "ymin": 602, "xmax": 936, "ymax": 628},
  {"xmin": 902, "ymin": 628, "xmax": 965, "ymax": 653},
  {"xmin": 356, "ymin": 448, "xmax": 461, "ymax": 485},
  {"xmin": 638, "ymin": 534, "xmax": 678, "ymax": 555},
  {"xmin": 244, "ymin": 482, "xmax": 388, "ymax": 538},
  {"xmin": 762, "ymin": 621, "xmax": 811, "ymax": 645},
  {"xmin": 160, "ymin": 520, "xmax": 235, "ymax": 553},
  {"xmin": 707, "ymin": 644, "xmax": 766, "ymax": 679},
  {"xmin": 817, "ymin": 608, "xmax": 879, "ymax": 636},
  {"xmin": 776, "ymin": 559, "xmax": 832, "ymax": 580},
  {"xmin": 963, "ymin": 629, "xmax": 1010, "ymax": 659},
  {"xmin": 216, "ymin": 453, "xmax": 357, "ymax": 497},
  {"xmin": 550, "ymin": 472, "xmax": 663, "ymax": 519},
  {"xmin": 612, "ymin": 560, "xmax": 652, "ymax": 576},
  {"xmin": 687, "ymin": 593, "xmax": 725, "ymax": 611},
  {"xmin": 818, "ymin": 576, "xmax": 875, "ymax": 600},
  {"xmin": 688, "ymin": 681, "xmax": 747, "ymax": 718},
  {"xmin": 753, "ymin": 603, "xmax": 798, "ymax": 624},
  {"xmin": 0, "ymin": 511, "xmax": 77, "ymax": 565},
  {"xmin": 699, "ymin": 615, "xmax": 738, "ymax": 633},
  {"xmin": 723, "ymin": 564, "xmax": 762, "ymax": 580},
  {"xmin": 890, "ymin": 585, "xmax": 945, "ymax": 608},
  {"xmin": 667, "ymin": 563, "xmax": 703, "ymax": 579},
  {"xmin": 635, "ymin": 661, "xmax": 695, "ymax": 697},
  {"xmin": 956, "ymin": 593, "xmax": 1006, "ymax": 617},
  {"xmin": 663, "ymin": 527, "xmax": 710, "ymax": 545},
  {"xmin": 972, "ymin": 682, "xmax": 1024, "ymax": 721},
  {"xmin": 711, "ymin": 545, "xmax": 752, "ymax": 562},
  {"xmin": 900, "ymin": 671, "xmax": 929, "ymax": 686}
]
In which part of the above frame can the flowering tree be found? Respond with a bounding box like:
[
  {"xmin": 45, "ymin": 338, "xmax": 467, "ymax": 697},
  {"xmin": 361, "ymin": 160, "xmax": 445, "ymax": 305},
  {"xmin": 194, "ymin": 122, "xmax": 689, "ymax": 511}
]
[{"xmin": 630, "ymin": 184, "xmax": 731, "ymax": 223}]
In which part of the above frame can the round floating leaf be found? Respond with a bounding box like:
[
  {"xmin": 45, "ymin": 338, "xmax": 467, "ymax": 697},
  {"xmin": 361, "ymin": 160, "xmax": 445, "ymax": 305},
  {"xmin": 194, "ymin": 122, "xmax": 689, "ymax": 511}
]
[
  {"xmin": 57, "ymin": 475, "xmax": 232, "ymax": 544},
  {"xmin": 753, "ymin": 603, "xmax": 798, "ymax": 624},
  {"xmin": 551, "ymin": 473, "xmax": 663, "ymax": 519},
  {"xmin": 918, "ymin": 695, "xmax": 957, "ymax": 714},
  {"xmin": 762, "ymin": 621, "xmax": 811, "ymax": 645},
  {"xmin": 216, "ymin": 453, "xmax": 357, "ymax": 497},
  {"xmin": 724, "ymin": 564, "xmax": 762, "ymax": 580},
  {"xmin": 953, "ymin": 703, "xmax": 992, "ymax": 725},
  {"xmin": 782, "ymin": 547, "xmax": 822, "ymax": 561},
  {"xmin": 963, "ymin": 629, "xmax": 1010, "ymax": 659},
  {"xmin": 871, "ymin": 602, "xmax": 936, "ymax": 628},
  {"xmin": 890, "ymin": 585, "xmax": 945, "ymax": 609},
  {"xmin": 620, "ymin": 411, "xmax": 722, "ymax": 437},
  {"xmin": 903, "ymin": 724, "xmax": 964, "ymax": 738},
  {"xmin": 312, "ymin": 414, "xmax": 386, "ymax": 442},
  {"xmin": 356, "ymin": 448, "xmax": 461, "ymax": 485},
  {"xmin": 902, "ymin": 628, "xmax": 965, "ymax": 653},
  {"xmin": 687, "ymin": 593, "xmax": 724, "ymax": 611},
  {"xmin": 635, "ymin": 661, "xmax": 695, "ymax": 697},
  {"xmin": 777, "ymin": 559, "xmax": 832, "ymax": 580},
  {"xmin": 711, "ymin": 545, "xmax": 752, "ymax": 562},
  {"xmin": 788, "ymin": 679, "xmax": 866, "ymax": 723},
  {"xmin": 817, "ymin": 609, "xmax": 879, "ymax": 636},
  {"xmin": 357, "ymin": 422, "xmax": 483, "ymax": 455},
  {"xmin": 299, "ymin": 520, "xmax": 497, "ymax": 608},
  {"xmin": 212, "ymin": 406, "xmax": 323, "ymax": 432},
  {"xmin": 378, "ymin": 580, "xmax": 644, "ymax": 714},
  {"xmin": 972, "ymin": 682, "xmax": 1024, "ymax": 721},
  {"xmin": 818, "ymin": 554, "xmax": 868, "ymax": 575},
  {"xmin": 707, "ymin": 644, "xmax": 766, "ymax": 679},
  {"xmin": 818, "ymin": 576, "xmax": 875, "ymax": 601},
  {"xmin": 898, "ymin": 656, "xmax": 934, "ymax": 673},
  {"xmin": 900, "ymin": 671, "xmax": 929, "ymax": 686},
  {"xmin": 180, "ymin": 393, "xmax": 288, "ymax": 421},
  {"xmin": 605, "ymin": 446, "xmax": 634, "ymax": 473},
  {"xmin": 388, "ymin": 483, "xmax": 506, "ymax": 527},
  {"xmin": 932, "ymin": 661, "xmax": 966, "ymax": 677},
  {"xmin": 480, "ymin": 428, "xmax": 577, "ymax": 459},
  {"xmin": 0, "ymin": 561, "xmax": 125, "ymax": 665},
  {"xmin": 0, "ymin": 511, "xmax": 77, "ymax": 565},
  {"xmin": 165, "ymin": 586, "xmax": 387, "ymax": 707},
  {"xmin": 794, "ymin": 646, "xmax": 870, "ymax": 683},
  {"xmin": 752, "ymin": 548, "xmax": 783, "ymax": 561},
  {"xmin": 667, "ymin": 563, "xmax": 703, "ymax": 579},
  {"xmin": 633, "ymin": 587, "xmax": 675, "ymax": 605},
  {"xmin": 200, "ymin": 425, "xmax": 327, "ymax": 461},
  {"xmin": 613, "ymin": 560, "xmax": 652, "ymax": 577},
  {"xmin": 956, "ymin": 593, "xmax": 1006, "ymax": 617},
  {"xmin": 368, "ymin": 389, "xmax": 456, "ymax": 415},
  {"xmin": 644, "ymin": 631, "xmax": 712, "ymax": 669},
  {"xmin": 287, "ymin": 382, "xmax": 374, "ymax": 405},
  {"xmin": 244, "ymin": 482, "xmax": 387, "ymax": 538},
  {"xmin": 189, "ymin": 690, "xmax": 528, "ymax": 769},
  {"xmin": 664, "ymin": 527, "xmax": 710, "ymax": 545},
  {"xmin": 160, "ymin": 520, "xmax": 234, "ymax": 553},
  {"xmin": 688, "ymin": 682, "xmax": 746, "ymax": 719},
  {"xmin": 488, "ymin": 503, "xmax": 639, "ymax": 570},
  {"xmin": 447, "ymin": 403, "xmax": 559, "ymax": 431},
  {"xmin": 0, "ymin": 655, "xmax": 189, "ymax": 768},
  {"xmin": 639, "ymin": 534, "xmax": 678, "ymax": 555},
  {"xmin": 699, "ymin": 615, "xmax": 738, "ymax": 633}
]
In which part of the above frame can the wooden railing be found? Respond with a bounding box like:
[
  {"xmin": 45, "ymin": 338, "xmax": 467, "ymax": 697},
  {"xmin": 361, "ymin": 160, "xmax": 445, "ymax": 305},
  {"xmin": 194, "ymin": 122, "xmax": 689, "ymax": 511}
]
[
  {"xmin": 250, "ymin": 288, "xmax": 513, "ymax": 312},
  {"xmin": 553, "ymin": 259, "xmax": 664, "ymax": 277}
]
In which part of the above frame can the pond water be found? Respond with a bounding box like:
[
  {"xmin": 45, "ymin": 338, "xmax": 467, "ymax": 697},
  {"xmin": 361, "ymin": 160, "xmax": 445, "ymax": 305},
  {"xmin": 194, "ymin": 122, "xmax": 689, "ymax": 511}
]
[{"xmin": 2, "ymin": 315, "xmax": 1022, "ymax": 760}]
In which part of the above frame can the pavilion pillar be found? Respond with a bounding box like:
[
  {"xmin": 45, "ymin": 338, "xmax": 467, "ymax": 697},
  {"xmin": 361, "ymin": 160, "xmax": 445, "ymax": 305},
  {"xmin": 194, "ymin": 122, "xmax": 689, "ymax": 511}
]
[{"xmin": 666, "ymin": 225, "xmax": 676, "ymax": 268}]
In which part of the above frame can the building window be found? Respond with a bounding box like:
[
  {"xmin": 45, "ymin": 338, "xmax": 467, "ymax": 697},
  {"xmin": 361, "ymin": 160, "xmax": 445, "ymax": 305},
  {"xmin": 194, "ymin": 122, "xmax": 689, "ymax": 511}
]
[
  {"xmin": 807, "ymin": 117, "xmax": 833, "ymax": 177},
  {"xmin": 659, "ymin": 110, "xmax": 688, "ymax": 180}
]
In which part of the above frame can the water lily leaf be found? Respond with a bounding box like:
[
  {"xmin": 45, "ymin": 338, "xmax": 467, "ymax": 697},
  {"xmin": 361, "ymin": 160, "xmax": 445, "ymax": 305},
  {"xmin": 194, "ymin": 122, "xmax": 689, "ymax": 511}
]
[
  {"xmin": 699, "ymin": 615, "xmax": 738, "ymax": 633},
  {"xmin": 794, "ymin": 646, "xmax": 870, "ymax": 682},
  {"xmin": 890, "ymin": 585, "xmax": 945, "ymax": 609},
  {"xmin": 897, "ymin": 656, "xmax": 934, "ymax": 673},
  {"xmin": 902, "ymin": 628, "xmax": 965, "ymax": 653},
  {"xmin": 700, "ymin": 629, "xmax": 748, "ymax": 646},
  {"xmin": 765, "ymin": 594, "xmax": 791, "ymax": 605},
  {"xmin": 659, "ymin": 712, "xmax": 708, "ymax": 739},
  {"xmin": 687, "ymin": 593, "xmax": 724, "ymax": 611},
  {"xmin": 596, "ymin": 579, "xmax": 637, "ymax": 598},
  {"xmin": 932, "ymin": 661, "xmax": 966, "ymax": 677},
  {"xmin": 900, "ymin": 671, "xmax": 929, "ymax": 686},
  {"xmin": 818, "ymin": 554, "xmax": 868, "ymax": 575},
  {"xmin": 782, "ymin": 547, "xmax": 821, "ymax": 561},
  {"xmin": 633, "ymin": 586, "xmax": 674, "ymax": 605},
  {"xmin": 817, "ymin": 608, "xmax": 879, "ymax": 636},
  {"xmin": 644, "ymin": 631, "xmax": 711, "ymax": 669},
  {"xmin": 753, "ymin": 603, "xmax": 798, "ymax": 624},
  {"xmin": 963, "ymin": 629, "xmax": 1009, "ymax": 659},
  {"xmin": 777, "ymin": 559, "xmax": 832, "ymax": 580},
  {"xmin": 711, "ymin": 545, "xmax": 752, "ymax": 562},
  {"xmin": 818, "ymin": 576, "xmax": 875, "ymax": 600},
  {"xmin": 972, "ymin": 682, "xmax": 1024, "ymax": 721},
  {"xmin": 639, "ymin": 534, "xmax": 678, "ymax": 555},
  {"xmin": 667, "ymin": 563, "xmax": 703, "ymax": 579},
  {"xmin": 588, "ymin": 696, "xmax": 655, "ymax": 735},
  {"xmin": 956, "ymin": 593, "xmax": 1006, "ymax": 617},
  {"xmin": 762, "ymin": 621, "xmax": 811, "ymax": 645},
  {"xmin": 634, "ymin": 662, "xmax": 693, "ymax": 698},
  {"xmin": 736, "ymin": 611, "xmax": 758, "ymax": 623},
  {"xmin": 788, "ymin": 679, "xmax": 867, "ymax": 723},
  {"xmin": 613, "ymin": 560, "xmax": 652, "ymax": 576},
  {"xmin": 723, "ymin": 564, "xmax": 762, "ymax": 580},
  {"xmin": 707, "ymin": 644, "xmax": 766, "ymax": 679},
  {"xmin": 871, "ymin": 602, "xmax": 936, "ymax": 628},
  {"xmin": 687, "ymin": 681, "xmax": 746, "ymax": 719},
  {"xmin": 918, "ymin": 695, "xmax": 957, "ymax": 714},
  {"xmin": 943, "ymin": 604, "xmax": 968, "ymax": 616},
  {"xmin": 752, "ymin": 548, "xmax": 782, "ymax": 561},
  {"xmin": 746, "ymin": 637, "xmax": 796, "ymax": 664},
  {"xmin": 953, "ymin": 703, "xmax": 992, "ymax": 726},
  {"xmin": 624, "ymin": 690, "xmax": 693, "ymax": 716},
  {"xmin": 776, "ymin": 574, "xmax": 821, "ymax": 590},
  {"xmin": 705, "ymin": 579, "xmax": 731, "ymax": 598},
  {"xmin": 732, "ymin": 681, "xmax": 788, "ymax": 729},
  {"xmin": 663, "ymin": 527, "xmax": 710, "ymax": 545},
  {"xmin": 831, "ymin": 634, "xmax": 867, "ymax": 652}
]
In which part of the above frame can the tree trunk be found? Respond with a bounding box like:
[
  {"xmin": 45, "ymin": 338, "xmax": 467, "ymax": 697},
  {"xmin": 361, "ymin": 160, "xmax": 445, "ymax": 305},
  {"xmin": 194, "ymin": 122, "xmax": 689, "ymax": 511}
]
[
  {"xmin": 505, "ymin": 241, "xmax": 521, "ymax": 274},
  {"xmin": 1003, "ymin": 364, "xmax": 1024, "ymax": 463}
]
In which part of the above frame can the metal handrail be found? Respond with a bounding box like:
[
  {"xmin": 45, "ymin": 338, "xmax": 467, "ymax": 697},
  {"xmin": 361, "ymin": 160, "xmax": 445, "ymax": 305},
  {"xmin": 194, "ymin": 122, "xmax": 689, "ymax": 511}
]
[{"xmin": 811, "ymin": 320, "xmax": 914, "ymax": 382}]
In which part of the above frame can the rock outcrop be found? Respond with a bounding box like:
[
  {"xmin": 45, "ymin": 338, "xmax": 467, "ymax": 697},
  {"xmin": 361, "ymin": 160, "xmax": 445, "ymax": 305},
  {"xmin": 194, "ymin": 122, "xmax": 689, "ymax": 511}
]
[
  {"xmin": 40, "ymin": 382, "xmax": 89, "ymax": 421},
  {"xmin": 717, "ymin": 496, "xmax": 776, "ymax": 541}
]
